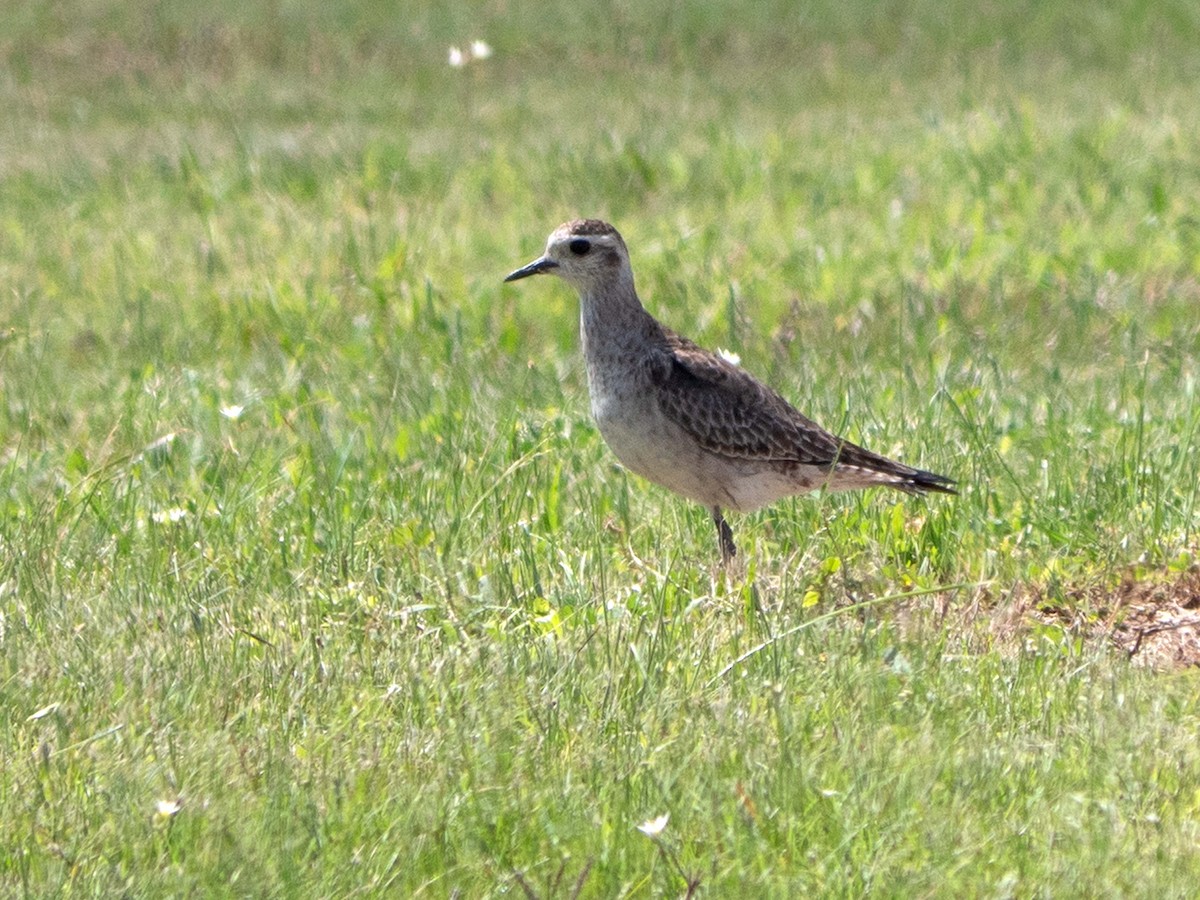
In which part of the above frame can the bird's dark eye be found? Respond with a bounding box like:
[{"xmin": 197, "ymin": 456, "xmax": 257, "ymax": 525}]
[{"xmin": 568, "ymin": 238, "xmax": 591, "ymax": 256}]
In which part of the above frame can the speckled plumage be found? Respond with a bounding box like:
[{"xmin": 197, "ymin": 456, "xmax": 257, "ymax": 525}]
[{"xmin": 505, "ymin": 219, "xmax": 955, "ymax": 563}]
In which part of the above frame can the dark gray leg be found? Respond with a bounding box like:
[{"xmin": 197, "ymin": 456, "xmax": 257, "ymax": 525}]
[{"xmin": 712, "ymin": 507, "xmax": 737, "ymax": 564}]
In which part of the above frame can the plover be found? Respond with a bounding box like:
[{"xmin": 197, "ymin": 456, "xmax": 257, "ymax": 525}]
[{"xmin": 505, "ymin": 219, "xmax": 955, "ymax": 563}]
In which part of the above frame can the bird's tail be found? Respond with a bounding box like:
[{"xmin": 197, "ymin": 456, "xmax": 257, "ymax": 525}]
[
  {"xmin": 824, "ymin": 439, "xmax": 957, "ymax": 496},
  {"xmin": 830, "ymin": 442, "xmax": 958, "ymax": 496},
  {"xmin": 897, "ymin": 467, "xmax": 957, "ymax": 496}
]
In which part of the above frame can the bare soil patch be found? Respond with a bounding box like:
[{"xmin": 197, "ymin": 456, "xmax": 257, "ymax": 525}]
[{"xmin": 1030, "ymin": 568, "xmax": 1200, "ymax": 669}]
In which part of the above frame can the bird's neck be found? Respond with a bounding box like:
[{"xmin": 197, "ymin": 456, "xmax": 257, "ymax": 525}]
[
  {"xmin": 578, "ymin": 277, "xmax": 663, "ymax": 407},
  {"xmin": 578, "ymin": 274, "xmax": 656, "ymax": 349}
]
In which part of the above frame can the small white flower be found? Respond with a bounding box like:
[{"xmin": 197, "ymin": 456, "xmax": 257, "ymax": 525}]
[
  {"xmin": 448, "ymin": 46, "xmax": 467, "ymax": 67},
  {"xmin": 219, "ymin": 404, "xmax": 244, "ymax": 420},
  {"xmin": 27, "ymin": 702, "xmax": 61, "ymax": 721},
  {"xmin": 151, "ymin": 507, "xmax": 188, "ymax": 524},
  {"xmin": 470, "ymin": 40, "xmax": 493, "ymax": 60},
  {"xmin": 155, "ymin": 798, "xmax": 184, "ymax": 817},
  {"xmin": 637, "ymin": 813, "xmax": 669, "ymax": 837},
  {"xmin": 716, "ymin": 347, "xmax": 741, "ymax": 367},
  {"xmin": 143, "ymin": 432, "xmax": 177, "ymax": 457}
]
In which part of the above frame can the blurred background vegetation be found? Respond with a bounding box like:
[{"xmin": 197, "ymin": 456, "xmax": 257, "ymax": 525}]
[{"xmin": 3, "ymin": 1, "xmax": 1200, "ymax": 895}]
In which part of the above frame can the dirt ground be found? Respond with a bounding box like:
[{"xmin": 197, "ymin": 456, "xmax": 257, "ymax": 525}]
[{"xmin": 1026, "ymin": 567, "xmax": 1200, "ymax": 670}]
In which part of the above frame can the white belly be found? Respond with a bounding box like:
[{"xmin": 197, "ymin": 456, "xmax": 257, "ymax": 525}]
[{"xmin": 592, "ymin": 392, "xmax": 818, "ymax": 513}]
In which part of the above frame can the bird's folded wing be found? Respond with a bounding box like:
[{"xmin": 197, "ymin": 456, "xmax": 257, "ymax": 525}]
[{"xmin": 650, "ymin": 333, "xmax": 847, "ymax": 465}]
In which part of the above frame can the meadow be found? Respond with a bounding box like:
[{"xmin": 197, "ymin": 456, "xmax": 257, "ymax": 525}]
[{"xmin": 3, "ymin": 0, "xmax": 1200, "ymax": 895}]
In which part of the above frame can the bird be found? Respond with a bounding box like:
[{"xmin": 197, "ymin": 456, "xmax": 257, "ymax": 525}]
[{"xmin": 504, "ymin": 219, "xmax": 955, "ymax": 564}]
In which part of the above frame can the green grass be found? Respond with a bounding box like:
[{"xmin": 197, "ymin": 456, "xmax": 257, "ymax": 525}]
[{"xmin": 4, "ymin": 0, "xmax": 1200, "ymax": 895}]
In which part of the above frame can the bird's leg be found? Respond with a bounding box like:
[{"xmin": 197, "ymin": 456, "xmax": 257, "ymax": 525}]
[{"xmin": 712, "ymin": 507, "xmax": 737, "ymax": 564}]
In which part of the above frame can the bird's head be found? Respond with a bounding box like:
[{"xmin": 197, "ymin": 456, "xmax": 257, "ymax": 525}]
[{"xmin": 505, "ymin": 219, "xmax": 632, "ymax": 294}]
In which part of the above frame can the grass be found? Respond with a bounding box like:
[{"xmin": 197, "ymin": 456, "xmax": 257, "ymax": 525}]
[{"xmin": 3, "ymin": 0, "xmax": 1200, "ymax": 895}]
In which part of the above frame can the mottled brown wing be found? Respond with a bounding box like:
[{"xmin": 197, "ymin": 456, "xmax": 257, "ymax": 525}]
[{"xmin": 649, "ymin": 331, "xmax": 849, "ymax": 466}]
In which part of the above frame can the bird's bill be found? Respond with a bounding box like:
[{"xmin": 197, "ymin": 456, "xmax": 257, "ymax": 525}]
[{"xmin": 504, "ymin": 257, "xmax": 559, "ymax": 282}]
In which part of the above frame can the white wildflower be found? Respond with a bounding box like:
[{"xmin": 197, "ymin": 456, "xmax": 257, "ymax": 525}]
[
  {"xmin": 637, "ymin": 813, "xmax": 669, "ymax": 837},
  {"xmin": 142, "ymin": 432, "xmax": 177, "ymax": 458},
  {"xmin": 28, "ymin": 702, "xmax": 61, "ymax": 721},
  {"xmin": 151, "ymin": 507, "xmax": 188, "ymax": 524}
]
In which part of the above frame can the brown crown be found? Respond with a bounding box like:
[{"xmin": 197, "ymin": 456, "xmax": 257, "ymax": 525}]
[{"xmin": 567, "ymin": 219, "xmax": 620, "ymax": 237}]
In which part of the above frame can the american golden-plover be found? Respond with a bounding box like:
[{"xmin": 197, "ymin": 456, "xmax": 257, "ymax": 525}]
[{"xmin": 505, "ymin": 219, "xmax": 955, "ymax": 563}]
